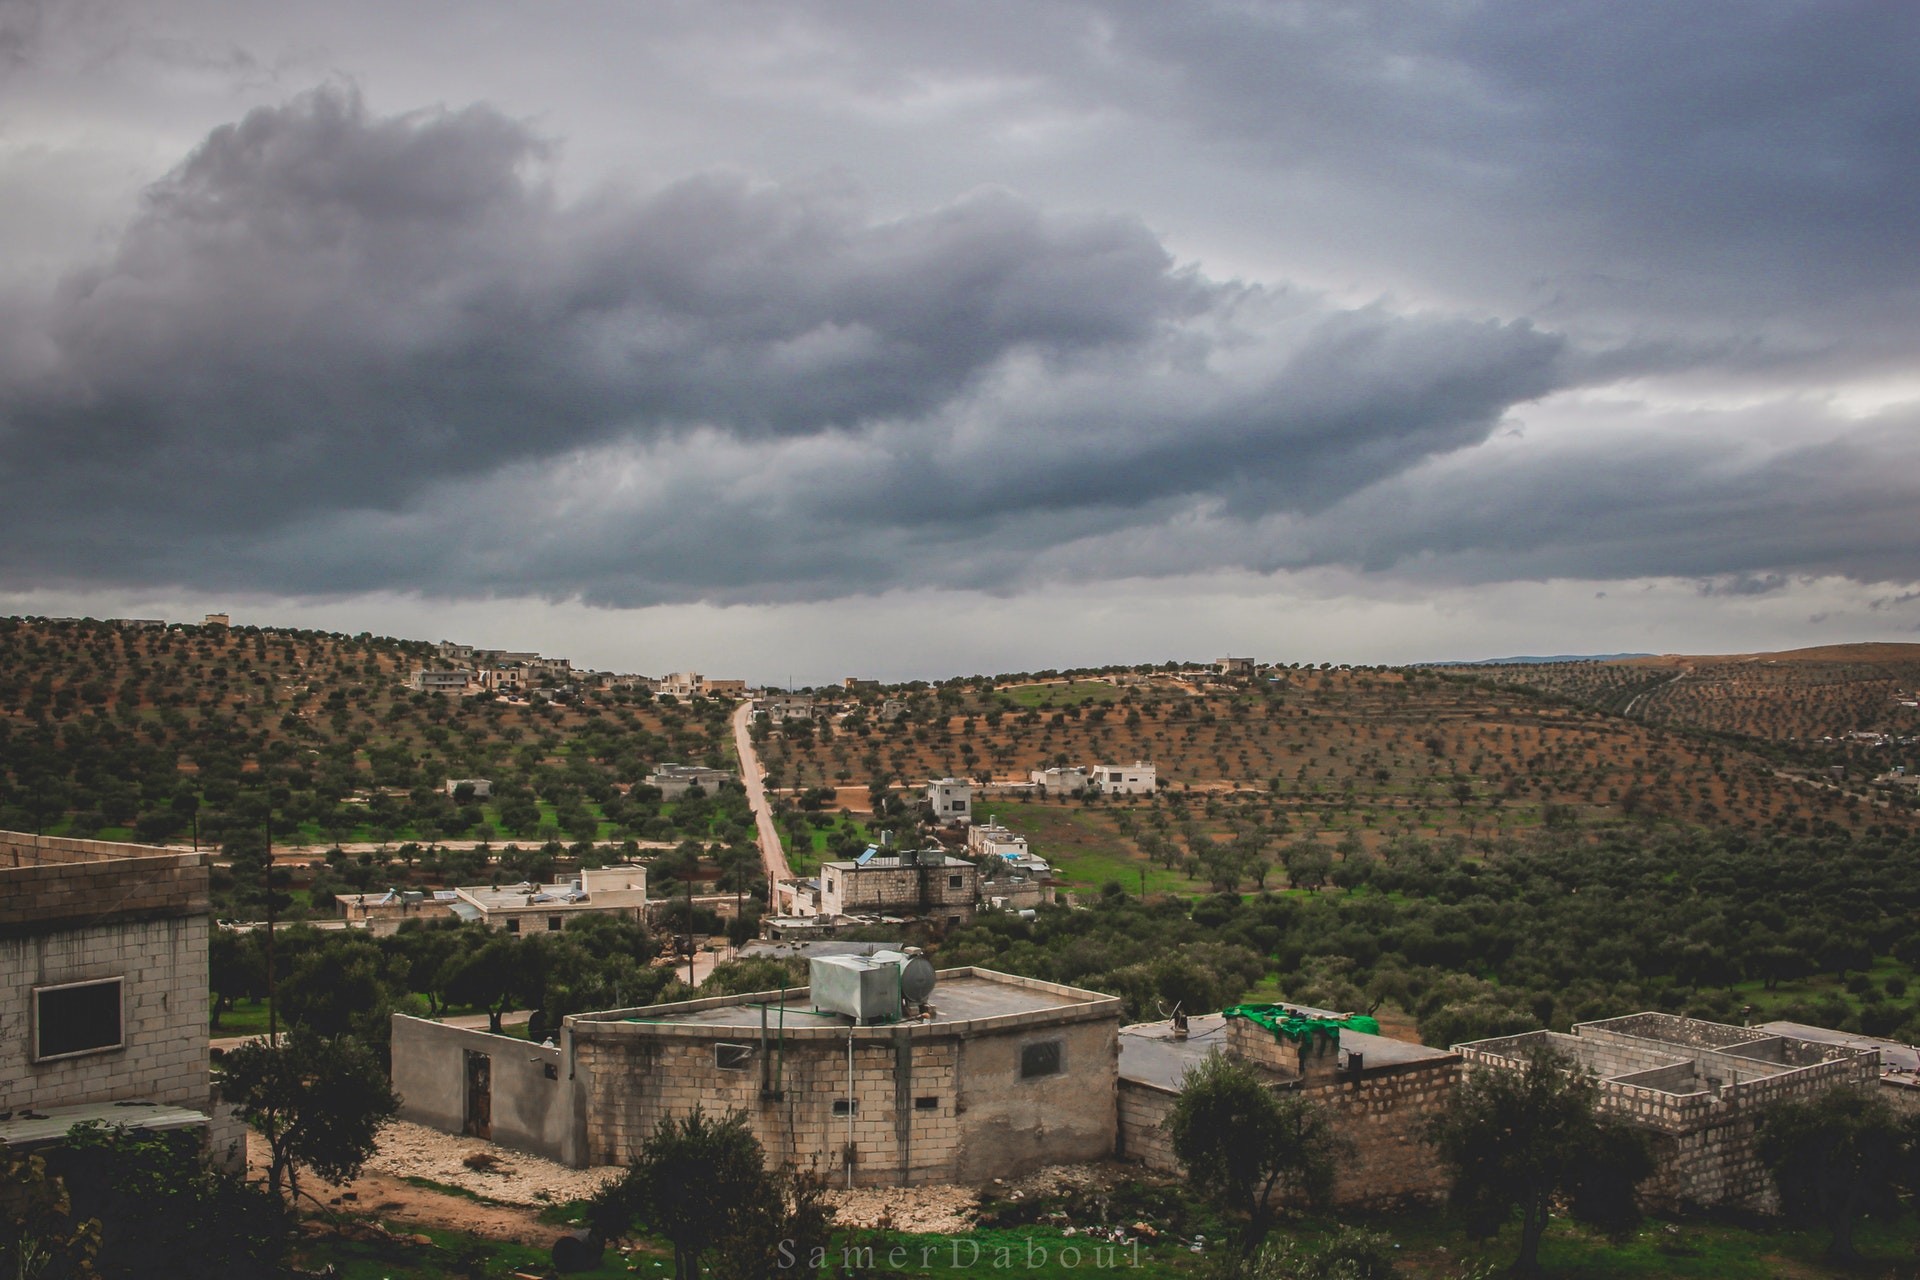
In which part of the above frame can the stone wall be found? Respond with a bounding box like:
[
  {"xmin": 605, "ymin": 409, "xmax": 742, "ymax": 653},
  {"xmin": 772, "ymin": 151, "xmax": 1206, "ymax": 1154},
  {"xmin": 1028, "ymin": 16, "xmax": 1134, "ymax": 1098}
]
[
  {"xmin": 1301, "ymin": 1057, "xmax": 1459, "ymax": 1208},
  {"xmin": 0, "ymin": 841, "xmax": 207, "ymax": 934},
  {"xmin": 1462, "ymin": 1016, "xmax": 1884, "ymax": 1213},
  {"xmin": 1224, "ymin": 1018, "xmax": 1340, "ymax": 1084},
  {"xmin": 0, "ymin": 913, "xmax": 209, "ymax": 1115},
  {"xmin": 1117, "ymin": 1056, "xmax": 1459, "ymax": 1210}
]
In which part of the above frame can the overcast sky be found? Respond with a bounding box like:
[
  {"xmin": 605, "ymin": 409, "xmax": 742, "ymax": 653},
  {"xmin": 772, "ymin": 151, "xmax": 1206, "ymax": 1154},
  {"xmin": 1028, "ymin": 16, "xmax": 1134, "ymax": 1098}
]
[{"xmin": 4, "ymin": 1, "xmax": 1917, "ymax": 682}]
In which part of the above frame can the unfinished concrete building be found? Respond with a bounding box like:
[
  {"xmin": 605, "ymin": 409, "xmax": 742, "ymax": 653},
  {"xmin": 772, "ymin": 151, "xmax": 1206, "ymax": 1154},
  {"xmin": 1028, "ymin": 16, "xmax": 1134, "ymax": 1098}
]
[
  {"xmin": 1456, "ymin": 1013, "xmax": 1881, "ymax": 1212},
  {"xmin": 0, "ymin": 832, "xmax": 243, "ymax": 1162}
]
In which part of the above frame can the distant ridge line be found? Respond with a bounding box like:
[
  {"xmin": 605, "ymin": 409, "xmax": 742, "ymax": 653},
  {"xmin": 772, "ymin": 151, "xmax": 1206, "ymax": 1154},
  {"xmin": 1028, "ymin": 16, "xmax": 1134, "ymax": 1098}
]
[{"xmin": 1419, "ymin": 653, "xmax": 1657, "ymax": 667}]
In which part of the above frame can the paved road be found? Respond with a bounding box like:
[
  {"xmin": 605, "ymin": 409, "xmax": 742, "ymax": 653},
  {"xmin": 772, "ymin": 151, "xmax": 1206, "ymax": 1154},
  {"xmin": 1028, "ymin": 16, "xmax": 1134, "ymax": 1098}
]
[{"xmin": 732, "ymin": 700, "xmax": 794, "ymax": 908}]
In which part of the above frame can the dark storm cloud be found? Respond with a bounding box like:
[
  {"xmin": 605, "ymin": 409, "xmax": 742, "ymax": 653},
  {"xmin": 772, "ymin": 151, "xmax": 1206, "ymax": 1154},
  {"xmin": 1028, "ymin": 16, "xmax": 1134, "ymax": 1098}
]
[
  {"xmin": 0, "ymin": 86, "xmax": 1571, "ymax": 601},
  {"xmin": 1090, "ymin": 1, "xmax": 1920, "ymax": 362},
  {"xmin": 1276, "ymin": 406, "xmax": 1920, "ymax": 588}
]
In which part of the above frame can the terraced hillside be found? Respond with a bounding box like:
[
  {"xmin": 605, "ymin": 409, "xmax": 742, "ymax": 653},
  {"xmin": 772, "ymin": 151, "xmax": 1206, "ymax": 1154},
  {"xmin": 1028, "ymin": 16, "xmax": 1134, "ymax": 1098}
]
[
  {"xmin": 0, "ymin": 617, "xmax": 740, "ymax": 861},
  {"xmin": 1438, "ymin": 644, "xmax": 1920, "ymax": 745},
  {"xmin": 758, "ymin": 664, "xmax": 1911, "ymax": 891}
]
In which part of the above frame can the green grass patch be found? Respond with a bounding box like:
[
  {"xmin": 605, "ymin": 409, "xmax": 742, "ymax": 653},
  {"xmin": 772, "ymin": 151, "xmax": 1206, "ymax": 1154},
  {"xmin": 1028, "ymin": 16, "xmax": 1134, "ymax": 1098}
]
[
  {"xmin": 994, "ymin": 680, "xmax": 1124, "ymax": 709},
  {"xmin": 979, "ymin": 800, "xmax": 1202, "ymax": 894}
]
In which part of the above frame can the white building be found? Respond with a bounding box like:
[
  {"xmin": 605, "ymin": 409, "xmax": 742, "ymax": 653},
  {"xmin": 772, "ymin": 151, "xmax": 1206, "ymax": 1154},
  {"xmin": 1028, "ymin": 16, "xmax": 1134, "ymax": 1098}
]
[
  {"xmin": 1089, "ymin": 761, "xmax": 1157, "ymax": 795},
  {"xmin": 926, "ymin": 777, "xmax": 973, "ymax": 824},
  {"xmin": 658, "ymin": 672, "xmax": 703, "ymax": 698},
  {"xmin": 450, "ymin": 865, "xmax": 649, "ymax": 934},
  {"xmin": 966, "ymin": 821, "xmax": 1030, "ymax": 862},
  {"xmin": 1029, "ymin": 766, "xmax": 1090, "ymax": 794}
]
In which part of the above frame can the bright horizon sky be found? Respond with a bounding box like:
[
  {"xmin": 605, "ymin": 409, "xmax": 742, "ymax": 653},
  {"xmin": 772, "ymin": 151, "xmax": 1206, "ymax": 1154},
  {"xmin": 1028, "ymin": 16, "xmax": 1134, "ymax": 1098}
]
[{"xmin": 4, "ymin": 3, "xmax": 1917, "ymax": 684}]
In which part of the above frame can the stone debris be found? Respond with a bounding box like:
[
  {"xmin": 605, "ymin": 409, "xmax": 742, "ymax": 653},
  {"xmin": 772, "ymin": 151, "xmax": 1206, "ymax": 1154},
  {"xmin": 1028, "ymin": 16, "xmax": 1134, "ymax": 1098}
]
[
  {"xmin": 823, "ymin": 1162, "xmax": 1137, "ymax": 1234},
  {"xmin": 359, "ymin": 1121, "xmax": 622, "ymax": 1207}
]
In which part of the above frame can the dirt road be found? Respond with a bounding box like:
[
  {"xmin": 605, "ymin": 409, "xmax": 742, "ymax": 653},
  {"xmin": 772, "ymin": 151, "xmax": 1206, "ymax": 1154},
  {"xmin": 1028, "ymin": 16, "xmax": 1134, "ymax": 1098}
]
[{"xmin": 732, "ymin": 701, "xmax": 794, "ymax": 907}]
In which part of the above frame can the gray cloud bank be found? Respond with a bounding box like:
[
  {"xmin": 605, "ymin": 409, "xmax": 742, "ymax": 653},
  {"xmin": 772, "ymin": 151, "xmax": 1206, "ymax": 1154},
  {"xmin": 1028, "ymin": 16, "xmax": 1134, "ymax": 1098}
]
[
  {"xmin": 4, "ymin": 22, "xmax": 1919, "ymax": 608},
  {"xmin": 0, "ymin": 87, "xmax": 1573, "ymax": 602}
]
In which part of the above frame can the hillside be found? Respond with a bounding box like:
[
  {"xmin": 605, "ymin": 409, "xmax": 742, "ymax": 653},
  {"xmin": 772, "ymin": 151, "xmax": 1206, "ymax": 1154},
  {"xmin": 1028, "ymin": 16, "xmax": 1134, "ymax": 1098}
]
[
  {"xmin": 0, "ymin": 618, "xmax": 742, "ymax": 884},
  {"xmin": 758, "ymin": 663, "xmax": 1915, "ymax": 894},
  {"xmin": 1432, "ymin": 643, "xmax": 1920, "ymax": 746}
]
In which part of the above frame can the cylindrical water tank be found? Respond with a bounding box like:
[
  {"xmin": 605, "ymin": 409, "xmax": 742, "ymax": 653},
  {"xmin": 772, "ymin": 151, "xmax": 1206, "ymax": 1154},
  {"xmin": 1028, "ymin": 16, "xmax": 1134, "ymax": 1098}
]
[{"xmin": 871, "ymin": 949, "xmax": 938, "ymax": 1004}]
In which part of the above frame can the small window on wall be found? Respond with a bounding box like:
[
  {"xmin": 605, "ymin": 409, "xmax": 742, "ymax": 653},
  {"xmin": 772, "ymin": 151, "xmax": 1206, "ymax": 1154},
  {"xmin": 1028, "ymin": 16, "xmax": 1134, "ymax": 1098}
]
[
  {"xmin": 548, "ymin": 916, "xmax": 563, "ymax": 932},
  {"xmin": 715, "ymin": 1043, "xmax": 755, "ymax": 1071},
  {"xmin": 948, "ymin": 875, "xmax": 963, "ymax": 889},
  {"xmin": 34, "ymin": 978, "xmax": 124, "ymax": 1062},
  {"xmin": 1020, "ymin": 1040, "xmax": 1063, "ymax": 1079},
  {"xmin": 832, "ymin": 1099, "xmax": 858, "ymax": 1116},
  {"xmin": 506, "ymin": 918, "xmax": 521, "ymax": 934},
  {"xmin": 915, "ymin": 1096, "xmax": 939, "ymax": 1111}
]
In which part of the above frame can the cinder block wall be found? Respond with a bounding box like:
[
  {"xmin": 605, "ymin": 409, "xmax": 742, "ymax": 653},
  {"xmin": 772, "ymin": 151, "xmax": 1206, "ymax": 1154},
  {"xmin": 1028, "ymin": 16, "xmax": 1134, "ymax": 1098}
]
[
  {"xmin": 1118, "ymin": 1056, "xmax": 1460, "ymax": 1209},
  {"xmin": 1, "ymin": 914, "xmax": 209, "ymax": 1114}
]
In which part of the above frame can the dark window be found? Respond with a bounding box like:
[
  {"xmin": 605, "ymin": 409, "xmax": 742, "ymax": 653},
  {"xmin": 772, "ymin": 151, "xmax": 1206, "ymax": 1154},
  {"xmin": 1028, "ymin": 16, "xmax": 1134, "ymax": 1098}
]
[
  {"xmin": 34, "ymin": 978, "xmax": 123, "ymax": 1061},
  {"xmin": 948, "ymin": 875, "xmax": 963, "ymax": 888},
  {"xmin": 1020, "ymin": 1040, "xmax": 1063, "ymax": 1079},
  {"xmin": 715, "ymin": 1043, "xmax": 755, "ymax": 1071},
  {"xmin": 506, "ymin": 918, "xmax": 521, "ymax": 934},
  {"xmin": 832, "ymin": 1099, "xmax": 858, "ymax": 1116},
  {"xmin": 548, "ymin": 916, "xmax": 563, "ymax": 932},
  {"xmin": 915, "ymin": 1096, "xmax": 939, "ymax": 1111}
]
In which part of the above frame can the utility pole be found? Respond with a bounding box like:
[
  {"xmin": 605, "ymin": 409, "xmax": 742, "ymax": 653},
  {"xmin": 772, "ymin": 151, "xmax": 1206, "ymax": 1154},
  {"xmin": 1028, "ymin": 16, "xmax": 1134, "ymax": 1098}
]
[
  {"xmin": 685, "ymin": 872, "xmax": 695, "ymax": 987},
  {"xmin": 264, "ymin": 803, "xmax": 277, "ymax": 1045}
]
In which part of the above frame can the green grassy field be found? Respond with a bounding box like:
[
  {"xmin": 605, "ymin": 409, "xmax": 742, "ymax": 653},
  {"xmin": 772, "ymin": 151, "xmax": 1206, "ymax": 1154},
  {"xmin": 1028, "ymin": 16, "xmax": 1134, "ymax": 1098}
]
[
  {"xmin": 975, "ymin": 799, "xmax": 1202, "ymax": 894},
  {"xmin": 993, "ymin": 680, "xmax": 1125, "ymax": 709}
]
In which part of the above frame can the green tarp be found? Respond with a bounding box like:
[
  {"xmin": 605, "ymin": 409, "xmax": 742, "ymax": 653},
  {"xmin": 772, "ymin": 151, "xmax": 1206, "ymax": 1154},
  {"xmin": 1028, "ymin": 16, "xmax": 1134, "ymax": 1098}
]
[{"xmin": 1223, "ymin": 1004, "xmax": 1380, "ymax": 1043}]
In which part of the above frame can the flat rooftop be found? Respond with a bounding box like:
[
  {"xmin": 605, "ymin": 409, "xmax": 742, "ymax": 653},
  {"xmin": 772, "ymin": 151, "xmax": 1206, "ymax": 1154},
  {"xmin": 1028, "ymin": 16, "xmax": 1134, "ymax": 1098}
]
[
  {"xmin": 822, "ymin": 855, "xmax": 972, "ymax": 872},
  {"xmin": 572, "ymin": 967, "xmax": 1117, "ymax": 1035},
  {"xmin": 0, "ymin": 1100, "xmax": 209, "ymax": 1150},
  {"xmin": 1119, "ymin": 1011, "xmax": 1454, "ymax": 1092}
]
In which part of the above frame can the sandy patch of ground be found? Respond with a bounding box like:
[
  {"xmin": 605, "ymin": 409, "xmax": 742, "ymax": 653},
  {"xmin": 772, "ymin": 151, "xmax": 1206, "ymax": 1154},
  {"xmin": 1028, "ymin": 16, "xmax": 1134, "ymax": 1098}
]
[{"xmin": 250, "ymin": 1121, "xmax": 621, "ymax": 1247}]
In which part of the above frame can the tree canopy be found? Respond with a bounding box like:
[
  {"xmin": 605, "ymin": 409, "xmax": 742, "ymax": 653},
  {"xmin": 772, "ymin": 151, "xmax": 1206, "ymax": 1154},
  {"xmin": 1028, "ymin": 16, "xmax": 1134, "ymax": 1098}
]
[
  {"xmin": 1426, "ymin": 1050, "xmax": 1652, "ymax": 1275},
  {"xmin": 1167, "ymin": 1052, "xmax": 1339, "ymax": 1240}
]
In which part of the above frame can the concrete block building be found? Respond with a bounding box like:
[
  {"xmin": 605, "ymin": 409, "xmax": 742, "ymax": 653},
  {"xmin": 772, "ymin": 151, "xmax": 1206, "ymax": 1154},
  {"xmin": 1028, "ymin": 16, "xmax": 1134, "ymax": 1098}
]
[
  {"xmin": 1117, "ymin": 1007, "xmax": 1460, "ymax": 1209},
  {"xmin": 645, "ymin": 763, "xmax": 736, "ymax": 799},
  {"xmin": 1456, "ymin": 1012, "xmax": 1881, "ymax": 1212},
  {"xmin": 0, "ymin": 831, "xmax": 240, "ymax": 1160},
  {"xmin": 394, "ymin": 966, "xmax": 1123, "ymax": 1183},
  {"xmin": 819, "ymin": 851, "xmax": 979, "ymax": 926}
]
